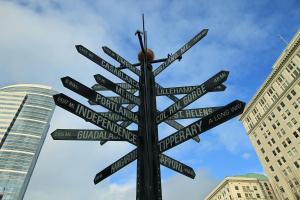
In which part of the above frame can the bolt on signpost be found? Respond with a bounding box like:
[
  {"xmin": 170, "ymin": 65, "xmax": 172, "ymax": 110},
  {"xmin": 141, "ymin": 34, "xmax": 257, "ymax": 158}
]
[{"xmin": 51, "ymin": 16, "xmax": 245, "ymax": 200}]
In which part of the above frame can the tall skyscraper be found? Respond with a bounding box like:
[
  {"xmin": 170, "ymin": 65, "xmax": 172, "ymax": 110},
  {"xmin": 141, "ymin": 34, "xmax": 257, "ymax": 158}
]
[
  {"xmin": 0, "ymin": 84, "xmax": 56, "ymax": 200},
  {"xmin": 204, "ymin": 173, "xmax": 277, "ymax": 200},
  {"xmin": 240, "ymin": 30, "xmax": 300, "ymax": 200}
]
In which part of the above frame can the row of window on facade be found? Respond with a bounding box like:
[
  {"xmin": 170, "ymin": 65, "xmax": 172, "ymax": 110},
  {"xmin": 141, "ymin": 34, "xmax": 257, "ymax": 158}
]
[{"xmin": 245, "ymin": 64, "xmax": 300, "ymax": 131}]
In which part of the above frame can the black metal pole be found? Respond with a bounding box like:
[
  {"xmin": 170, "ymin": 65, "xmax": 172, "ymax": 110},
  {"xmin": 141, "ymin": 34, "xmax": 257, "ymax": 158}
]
[{"xmin": 137, "ymin": 63, "xmax": 162, "ymax": 200}]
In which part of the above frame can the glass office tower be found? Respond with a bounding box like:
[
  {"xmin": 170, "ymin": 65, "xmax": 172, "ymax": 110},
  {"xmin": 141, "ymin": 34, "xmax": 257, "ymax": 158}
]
[{"xmin": 0, "ymin": 84, "xmax": 56, "ymax": 200}]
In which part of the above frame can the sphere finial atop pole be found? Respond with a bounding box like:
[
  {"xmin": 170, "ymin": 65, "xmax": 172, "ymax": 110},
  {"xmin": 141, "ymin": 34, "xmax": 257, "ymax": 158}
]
[{"xmin": 138, "ymin": 48, "xmax": 155, "ymax": 62}]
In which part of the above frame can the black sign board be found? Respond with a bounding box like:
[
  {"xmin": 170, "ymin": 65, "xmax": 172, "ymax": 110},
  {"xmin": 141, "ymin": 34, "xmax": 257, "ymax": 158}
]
[
  {"xmin": 53, "ymin": 93, "xmax": 137, "ymax": 145},
  {"xmin": 102, "ymin": 46, "xmax": 141, "ymax": 76},
  {"xmin": 94, "ymin": 74, "xmax": 140, "ymax": 105},
  {"xmin": 159, "ymin": 154, "xmax": 195, "ymax": 179},
  {"xmin": 92, "ymin": 82, "xmax": 134, "ymax": 91},
  {"xmin": 76, "ymin": 45, "xmax": 139, "ymax": 89},
  {"xmin": 168, "ymin": 107, "xmax": 221, "ymax": 120},
  {"xmin": 61, "ymin": 76, "xmax": 139, "ymax": 124},
  {"xmin": 153, "ymin": 29, "xmax": 208, "ymax": 76},
  {"xmin": 51, "ymin": 129, "xmax": 135, "ymax": 141},
  {"xmin": 156, "ymin": 84, "xmax": 226, "ymax": 96},
  {"xmin": 156, "ymin": 71, "xmax": 229, "ymax": 124},
  {"xmin": 94, "ymin": 149, "xmax": 195, "ymax": 184},
  {"xmin": 158, "ymin": 100, "xmax": 245, "ymax": 153}
]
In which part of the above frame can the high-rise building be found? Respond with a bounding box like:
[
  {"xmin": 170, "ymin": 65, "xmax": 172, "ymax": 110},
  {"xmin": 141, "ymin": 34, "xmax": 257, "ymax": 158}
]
[
  {"xmin": 0, "ymin": 84, "xmax": 56, "ymax": 200},
  {"xmin": 240, "ymin": 30, "xmax": 300, "ymax": 200},
  {"xmin": 204, "ymin": 173, "xmax": 277, "ymax": 200}
]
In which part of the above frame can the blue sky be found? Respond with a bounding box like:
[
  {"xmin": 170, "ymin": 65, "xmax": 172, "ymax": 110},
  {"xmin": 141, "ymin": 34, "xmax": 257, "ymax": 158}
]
[{"xmin": 0, "ymin": 0, "xmax": 299, "ymax": 199}]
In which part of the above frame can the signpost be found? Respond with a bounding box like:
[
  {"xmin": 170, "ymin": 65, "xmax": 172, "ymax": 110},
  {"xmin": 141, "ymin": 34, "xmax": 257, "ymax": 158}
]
[{"xmin": 51, "ymin": 19, "xmax": 245, "ymax": 200}]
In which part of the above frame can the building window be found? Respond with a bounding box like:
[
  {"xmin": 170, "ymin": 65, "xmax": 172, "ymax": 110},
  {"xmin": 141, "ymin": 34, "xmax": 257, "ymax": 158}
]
[
  {"xmin": 287, "ymin": 94, "xmax": 292, "ymax": 100},
  {"xmin": 253, "ymin": 186, "xmax": 257, "ymax": 190},
  {"xmin": 287, "ymin": 122, "xmax": 293, "ymax": 128},
  {"xmin": 282, "ymin": 141, "xmax": 287, "ymax": 148},
  {"xmin": 281, "ymin": 113, "xmax": 287, "ymax": 120},
  {"xmin": 237, "ymin": 193, "xmax": 241, "ymax": 198},
  {"xmin": 293, "ymin": 131, "xmax": 299, "ymax": 138},
  {"xmin": 279, "ymin": 186, "xmax": 285, "ymax": 193},
  {"xmin": 235, "ymin": 186, "xmax": 239, "ymax": 190},
  {"xmin": 257, "ymin": 140, "xmax": 261, "ymax": 145},
  {"xmin": 276, "ymin": 147, "xmax": 281, "ymax": 153},
  {"xmin": 293, "ymin": 102, "xmax": 299, "ymax": 109},
  {"xmin": 278, "ymin": 159, "xmax": 282, "ymax": 166},
  {"xmin": 280, "ymin": 102, "xmax": 285, "ymax": 107},
  {"xmin": 291, "ymin": 89, "xmax": 296, "ymax": 96},
  {"xmin": 294, "ymin": 161, "xmax": 300, "ymax": 168},
  {"xmin": 280, "ymin": 128, "xmax": 286, "ymax": 135},
  {"xmin": 286, "ymin": 137, "xmax": 291, "ymax": 144},
  {"xmin": 272, "ymin": 150, "xmax": 277, "ymax": 156},
  {"xmin": 271, "ymin": 138, "xmax": 275, "ymax": 144},
  {"xmin": 272, "ymin": 124, "xmax": 277, "ymax": 130},
  {"xmin": 261, "ymin": 148, "xmax": 265, "ymax": 154},
  {"xmin": 275, "ymin": 175, "xmax": 279, "ymax": 182},
  {"xmin": 270, "ymin": 166, "xmax": 274, "ymax": 171},
  {"xmin": 285, "ymin": 109, "xmax": 291, "ymax": 116},
  {"xmin": 277, "ymin": 106, "xmax": 281, "ymax": 112},
  {"xmin": 265, "ymin": 156, "xmax": 270, "ymax": 162},
  {"xmin": 282, "ymin": 156, "xmax": 286, "ymax": 163},
  {"xmin": 291, "ymin": 118, "xmax": 297, "ymax": 125}
]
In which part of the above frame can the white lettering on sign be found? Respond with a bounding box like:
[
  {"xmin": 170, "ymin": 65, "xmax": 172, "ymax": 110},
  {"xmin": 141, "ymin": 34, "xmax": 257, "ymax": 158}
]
[
  {"xmin": 159, "ymin": 155, "xmax": 183, "ymax": 173},
  {"xmin": 77, "ymin": 130, "xmax": 119, "ymax": 140},
  {"xmin": 95, "ymin": 93, "xmax": 138, "ymax": 123},
  {"xmin": 75, "ymin": 104, "xmax": 137, "ymax": 145},
  {"xmin": 99, "ymin": 59, "xmax": 139, "ymax": 89},
  {"xmin": 156, "ymin": 84, "xmax": 207, "ymax": 123},
  {"xmin": 111, "ymin": 150, "xmax": 137, "ymax": 173},
  {"xmin": 158, "ymin": 120, "xmax": 202, "ymax": 152}
]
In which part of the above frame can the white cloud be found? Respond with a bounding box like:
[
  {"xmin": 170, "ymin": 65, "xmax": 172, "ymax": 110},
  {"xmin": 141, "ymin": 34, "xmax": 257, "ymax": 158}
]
[{"xmin": 242, "ymin": 152, "xmax": 251, "ymax": 160}]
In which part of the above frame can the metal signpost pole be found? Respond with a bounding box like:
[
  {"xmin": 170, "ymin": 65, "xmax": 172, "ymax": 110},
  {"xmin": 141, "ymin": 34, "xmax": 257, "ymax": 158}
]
[{"xmin": 51, "ymin": 15, "xmax": 246, "ymax": 200}]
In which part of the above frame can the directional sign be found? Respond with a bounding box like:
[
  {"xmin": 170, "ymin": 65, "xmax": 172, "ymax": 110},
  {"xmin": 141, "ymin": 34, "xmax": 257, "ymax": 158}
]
[
  {"xmin": 76, "ymin": 45, "xmax": 139, "ymax": 88},
  {"xmin": 94, "ymin": 74, "xmax": 140, "ymax": 105},
  {"xmin": 98, "ymin": 45, "xmax": 202, "ymax": 143},
  {"xmin": 168, "ymin": 107, "xmax": 222, "ymax": 120},
  {"xmin": 159, "ymin": 154, "xmax": 195, "ymax": 179},
  {"xmin": 92, "ymin": 83, "xmax": 134, "ymax": 91},
  {"xmin": 153, "ymin": 29, "xmax": 208, "ymax": 76},
  {"xmin": 98, "ymin": 112, "xmax": 127, "ymax": 122},
  {"xmin": 156, "ymin": 71, "xmax": 229, "ymax": 124},
  {"xmin": 158, "ymin": 100, "xmax": 245, "ymax": 153},
  {"xmin": 98, "ymin": 107, "xmax": 221, "ymax": 123},
  {"xmin": 94, "ymin": 149, "xmax": 195, "ymax": 184},
  {"xmin": 89, "ymin": 96, "xmax": 131, "ymax": 105},
  {"xmin": 61, "ymin": 76, "xmax": 139, "ymax": 124},
  {"xmin": 102, "ymin": 46, "xmax": 141, "ymax": 76},
  {"xmin": 94, "ymin": 149, "xmax": 137, "ymax": 184},
  {"xmin": 53, "ymin": 93, "xmax": 137, "ymax": 145},
  {"xmin": 51, "ymin": 129, "xmax": 135, "ymax": 141},
  {"xmin": 156, "ymin": 84, "xmax": 226, "ymax": 96}
]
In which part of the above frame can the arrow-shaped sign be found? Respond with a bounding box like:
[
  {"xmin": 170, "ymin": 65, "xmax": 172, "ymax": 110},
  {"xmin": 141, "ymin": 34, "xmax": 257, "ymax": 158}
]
[
  {"xmin": 158, "ymin": 100, "xmax": 245, "ymax": 153},
  {"xmin": 153, "ymin": 29, "xmax": 208, "ymax": 76},
  {"xmin": 156, "ymin": 71, "xmax": 229, "ymax": 124},
  {"xmin": 168, "ymin": 107, "xmax": 222, "ymax": 120},
  {"xmin": 76, "ymin": 45, "xmax": 139, "ymax": 88},
  {"xmin": 53, "ymin": 93, "xmax": 137, "ymax": 145},
  {"xmin": 61, "ymin": 76, "xmax": 139, "ymax": 124},
  {"xmin": 102, "ymin": 46, "xmax": 141, "ymax": 76},
  {"xmin": 92, "ymin": 47, "xmax": 202, "ymax": 143},
  {"xmin": 92, "ymin": 83, "xmax": 134, "ymax": 91},
  {"xmin": 156, "ymin": 84, "xmax": 226, "ymax": 96},
  {"xmin": 94, "ymin": 74, "xmax": 140, "ymax": 105},
  {"xmin": 51, "ymin": 129, "xmax": 138, "ymax": 141},
  {"xmin": 94, "ymin": 149, "xmax": 195, "ymax": 184}
]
